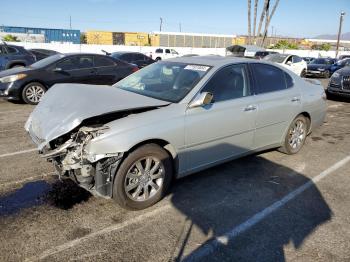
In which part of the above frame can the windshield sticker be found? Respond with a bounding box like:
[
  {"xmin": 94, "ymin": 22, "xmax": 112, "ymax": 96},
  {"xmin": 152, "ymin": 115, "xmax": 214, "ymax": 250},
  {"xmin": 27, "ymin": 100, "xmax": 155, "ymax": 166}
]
[{"xmin": 184, "ymin": 65, "xmax": 210, "ymax": 72}]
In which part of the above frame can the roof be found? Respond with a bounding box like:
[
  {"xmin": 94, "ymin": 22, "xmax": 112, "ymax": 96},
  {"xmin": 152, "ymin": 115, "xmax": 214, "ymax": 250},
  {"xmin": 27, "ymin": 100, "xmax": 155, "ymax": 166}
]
[{"xmin": 167, "ymin": 55, "xmax": 254, "ymax": 67}]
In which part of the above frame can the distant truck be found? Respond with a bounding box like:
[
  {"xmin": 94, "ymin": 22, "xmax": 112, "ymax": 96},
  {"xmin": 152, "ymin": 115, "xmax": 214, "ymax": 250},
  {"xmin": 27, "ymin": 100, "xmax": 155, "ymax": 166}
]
[{"xmin": 151, "ymin": 48, "xmax": 180, "ymax": 61}]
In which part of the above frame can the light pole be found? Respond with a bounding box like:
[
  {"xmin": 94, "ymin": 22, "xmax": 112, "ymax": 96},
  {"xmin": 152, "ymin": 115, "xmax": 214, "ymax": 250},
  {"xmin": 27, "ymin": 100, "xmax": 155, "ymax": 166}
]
[{"xmin": 335, "ymin": 11, "xmax": 345, "ymax": 58}]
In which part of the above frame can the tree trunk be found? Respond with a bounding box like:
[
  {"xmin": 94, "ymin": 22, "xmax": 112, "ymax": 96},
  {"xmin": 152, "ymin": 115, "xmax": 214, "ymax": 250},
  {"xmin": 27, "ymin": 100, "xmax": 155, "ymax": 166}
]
[
  {"xmin": 261, "ymin": 0, "xmax": 281, "ymax": 47},
  {"xmin": 247, "ymin": 0, "xmax": 252, "ymax": 45},
  {"xmin": 257, "ymin": 0, "xmax": 269, "ymax": 45},
  {"xmin": 253, "ymin": 0, "xmax": 259, "ymax": 42}
]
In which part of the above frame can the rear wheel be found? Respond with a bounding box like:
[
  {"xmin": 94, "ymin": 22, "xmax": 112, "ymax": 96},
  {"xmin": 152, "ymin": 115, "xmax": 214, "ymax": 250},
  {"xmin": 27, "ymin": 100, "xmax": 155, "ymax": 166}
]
[
  {"xmin": 112, "ymin": 144, "xmax": 173, "ymax": 210},
  {"xmin": 279, "ymin": 115, "xmax": 308, "ymax": 155},
  {"xmin": 10, "ymin": 64, "xmax": 24, "ymax": 69},
  {"xmin": 22, "ymin": 82, "xmax": 46, "ymax": 105},
  {"xmin": 155, "ymin": 57, "xmax": 162, "ymax": 61},
  {"xmin": 300, "ymin": 69, "xmax": 306, "ymax": 77}
]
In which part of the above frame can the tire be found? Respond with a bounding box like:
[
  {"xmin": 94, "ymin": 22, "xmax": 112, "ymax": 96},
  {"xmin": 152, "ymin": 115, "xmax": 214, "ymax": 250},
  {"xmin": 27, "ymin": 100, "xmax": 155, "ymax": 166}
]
[
  {"xmin": 300, "ymin": 69, "xmax": 306, "ymax": 77},
  {"xmin": 279, "ymin": 115, "xmax": 308, "ymax": 155},
  {"xmin": 22, "ymin": 82, "xmax": 46, "ymax": 105},
  {"xmin": 324, "ymin": 70, "xmax": 330, "ymax": 78},
  {"xmin": 112, "ymin": 144, "xmax": 173, "ymax": 210},
  {"xmin": 155, "ymin": 57, "xmax": 162, "ymax": 61}
]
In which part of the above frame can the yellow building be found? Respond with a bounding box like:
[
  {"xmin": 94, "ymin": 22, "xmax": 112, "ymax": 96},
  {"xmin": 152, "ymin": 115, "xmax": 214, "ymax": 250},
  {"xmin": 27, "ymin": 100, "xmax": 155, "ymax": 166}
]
[
  {"xmin": 86, "ymin": 31, "xmax": 113, "ymax": 45},
  {"xmin": 123, "ymin": 32, "xmax": 150, "ymax": 46}
]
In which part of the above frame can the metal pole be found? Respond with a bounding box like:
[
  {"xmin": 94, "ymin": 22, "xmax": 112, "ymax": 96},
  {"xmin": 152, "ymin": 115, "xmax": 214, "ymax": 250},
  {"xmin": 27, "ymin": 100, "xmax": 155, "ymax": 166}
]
[
  {"xmin": 159, "ymin": 17, "xmax": 163, "ymax": 32},
  {"xmin": 335, "ymin": 11, "xmax": 345, "ymax": 58},
  {"xmin": 69, "ymin": 15, "xmax": 72, "ymax": 29}
]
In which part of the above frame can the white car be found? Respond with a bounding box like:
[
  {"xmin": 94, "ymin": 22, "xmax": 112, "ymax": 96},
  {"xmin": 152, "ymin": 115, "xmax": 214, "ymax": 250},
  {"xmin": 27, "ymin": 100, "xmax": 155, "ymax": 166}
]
[
  {"xmin": 264, "ymin": 54, "xmax": 307, "ymax": 77},
  {"xmin": 152, "ymin": 48, "xmax": 180, "ymax": 61}
]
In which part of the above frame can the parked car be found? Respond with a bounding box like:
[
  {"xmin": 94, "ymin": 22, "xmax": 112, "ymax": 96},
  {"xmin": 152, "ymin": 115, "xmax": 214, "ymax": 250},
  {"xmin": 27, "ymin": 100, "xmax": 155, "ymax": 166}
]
[
  {"xmin": 25, "ymin": 56, "xmax": 327, "ymax": 210},
  {"xmin": 110, "ymin": 51, "xmax": 155, "ymax": 69},
  {"xmin": 27, "ymin": 49, "xmax": 60, "ymax": 61},
  {"xmin": 330, "ymin": 58, "xmax": 350, "ymax": 73},
  {"xmin": 338, "ymin": 54, "xmax": 350, "ymax": 60},
  {"xmin": 305, "ymin": 58, "xmax": 337, "ymax": 78},
  {"xmin": 0, "ymin": 44, "xmax": 36, "ymax": 71},
  {"xmin": 302, "ymin": 57, "xmax": 314, "ymax": 64},
  {"xmin": 254, "ymin": 51, "xmax": 277, "ymax": 60},
  {"xmin": 152, "ymin": 48, "xmax": 180, "ymax": 60},
  {"xmin": 327, "ymin": 67, "xmax": 350, "ymax": 98},
  {"xmin": 264, "ymin": 53, "xmax": 307, "ymax": 76},
  {"xmin": 0, "ymin": 53, "xmax": 138, "ymax": 104}
]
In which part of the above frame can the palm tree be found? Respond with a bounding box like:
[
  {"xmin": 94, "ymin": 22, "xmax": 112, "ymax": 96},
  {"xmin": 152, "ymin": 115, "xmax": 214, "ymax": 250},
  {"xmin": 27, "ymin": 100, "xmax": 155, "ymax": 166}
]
[
  {"xmin": 247, "ymin": 0, "xmax": 252, "ymax": 45},
  {"xmin": 261, "ymin": 0, "xmax": 281, "ymax": 46},
  {"xmin": 257, "ymin": 0, "xmax": 270, "ymax": 44},
  {"xmin": 253, "ymin": 0, "xmax": 259, "ymax": 42}
]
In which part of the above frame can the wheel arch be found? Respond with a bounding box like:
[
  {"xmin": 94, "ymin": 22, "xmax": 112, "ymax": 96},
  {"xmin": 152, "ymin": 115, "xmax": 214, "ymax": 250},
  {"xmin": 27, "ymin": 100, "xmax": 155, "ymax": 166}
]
[
  {"xmin": 299, "ymin": 111, "xmax": 311, "ymax": 133},
  {"xmin": 127, "ymin": 138, "xmax": 178, "ymax": 175}
]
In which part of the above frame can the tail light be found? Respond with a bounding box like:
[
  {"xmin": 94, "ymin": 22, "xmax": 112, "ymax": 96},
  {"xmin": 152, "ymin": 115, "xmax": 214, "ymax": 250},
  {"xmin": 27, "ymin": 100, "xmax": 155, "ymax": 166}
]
[{"xmin": 132, "ymin": 66, "xmax": 139, "ymax": 73}]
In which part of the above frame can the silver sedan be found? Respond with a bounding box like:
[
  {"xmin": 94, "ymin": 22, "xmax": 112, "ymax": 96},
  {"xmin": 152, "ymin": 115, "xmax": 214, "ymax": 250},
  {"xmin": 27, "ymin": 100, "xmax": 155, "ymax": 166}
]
[{"xmin": 25, "ymin": 56, "xmax": 327, "ymax": 210}]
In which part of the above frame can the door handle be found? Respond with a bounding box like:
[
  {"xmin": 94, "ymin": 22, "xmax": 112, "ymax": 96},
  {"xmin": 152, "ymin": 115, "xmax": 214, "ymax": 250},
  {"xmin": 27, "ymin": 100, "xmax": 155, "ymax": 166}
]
[
  {"xmin": 244, "ymin": 105, "xmax": 257, "ymax": 111},
  {"xmin": 291, "ymin": 97, "xmax": 300, "ymax": 102}
]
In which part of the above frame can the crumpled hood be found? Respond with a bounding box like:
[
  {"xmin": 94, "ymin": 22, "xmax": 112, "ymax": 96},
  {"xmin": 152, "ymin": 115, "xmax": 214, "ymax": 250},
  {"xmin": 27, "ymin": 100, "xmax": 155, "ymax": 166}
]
[{"xmin": 25, "ymin": 83, "xmax": 169, "ymax": 149}]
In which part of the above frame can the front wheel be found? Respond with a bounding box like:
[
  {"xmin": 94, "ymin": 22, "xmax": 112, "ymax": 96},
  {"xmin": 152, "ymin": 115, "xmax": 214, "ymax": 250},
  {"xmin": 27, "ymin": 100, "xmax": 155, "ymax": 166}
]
[
  {"xmin": 324, "ymin": 70, "xmax": 330, "ymax": 78},
  {"xmin": 279, "ymin": 115, "xmax": 308, "ymax": 155},
  {"xmin": 300, "ymin": 69, "xmax": 306, "ymax": 77},
  {"xmin": 22, "ymin": 82, "xmax": 46, "ymax": 105},
  {"xmin": 112, "ymin": 144, "xmax": 173, "ymax": 210}
]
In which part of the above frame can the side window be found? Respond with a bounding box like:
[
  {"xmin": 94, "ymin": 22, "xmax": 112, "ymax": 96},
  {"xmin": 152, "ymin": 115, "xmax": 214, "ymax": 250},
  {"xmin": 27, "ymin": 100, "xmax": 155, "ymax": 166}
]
[
  {"xmin": 57, "ymin": 57, "xmax": 78, "ymax": 71},
  {"xmin": 94, "ymin": 56, "xmax": 116, "ymax": 67},
  {"xmin": 155, "ymin": 49, "xmax": 163, "ymax": 54},
  {"xmin": 286, "ymin": 56, "xmax": 293, "ymax": 64},
  {"xmin": 134, "ymin": 53, "xmax": 145, "ymax": 61},
  {"xmin": 165, "ymin": 49, "xmax": 171, "ymax": 54},
  {"xmin": 0, "ymin": 46, "xmax": 5, "ymax": 55},
  {"xmin": 251, "ymin": 64, "xmax": 287, "ymax": 93},
  {"xmin": 77, "ymin": 56, "xmax": 93, "ymax": 69},
  {"xmin": 6, "ymin": 47, "xmax": 18, "ymax": 54},
  {"xmin": 201, "ymin": 64, "xmax": 250, "ymax": 102},
  {"xmin": 121, "ymin": 54, "xmax": 134, "ymax": 62},
  {"xmin": 284, "ymin": 72, "xmax": 294, "ymax": 88},
  {"xmin": 292, "ymin": 56, "xmax": 302, "ymax": 63}
]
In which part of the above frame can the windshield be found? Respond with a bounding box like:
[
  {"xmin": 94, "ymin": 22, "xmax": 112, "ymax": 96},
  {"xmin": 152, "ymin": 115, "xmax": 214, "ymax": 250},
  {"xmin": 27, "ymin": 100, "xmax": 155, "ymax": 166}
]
[
  {"xmin": 337, "ymin": 58, "xmax": 350, "ymax": 66},
  {"xmin": 264, "ymin": 54, "xmax": 288, "ymax": 63},
  {"xmin": 113, "ymin": 61, "xmax": 210, "ymax": 103},
  {"xmin": 310, "ymin": 58, "xmax": 328, "ymax": 65},
  {"xmin": 30, "ymin": 54, "xmax": 65, "ymax": 68}
]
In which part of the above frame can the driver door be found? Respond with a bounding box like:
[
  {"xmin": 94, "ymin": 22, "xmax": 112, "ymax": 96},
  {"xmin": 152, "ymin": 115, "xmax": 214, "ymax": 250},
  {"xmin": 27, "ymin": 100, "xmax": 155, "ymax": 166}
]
[{"xmin": 184, "ymin": 64, "xmax": 257, "ymax": 172}]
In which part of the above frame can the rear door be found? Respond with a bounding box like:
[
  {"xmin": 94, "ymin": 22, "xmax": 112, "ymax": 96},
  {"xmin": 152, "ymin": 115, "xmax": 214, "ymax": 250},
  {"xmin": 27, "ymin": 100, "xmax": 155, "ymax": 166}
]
[
  {"xmin": 250, "ymin": 63, "xmax": 302, "ymax": 149},
  {"xmin": 184, "ymin": 64, "xmax": 257, "ymax": 171},
  {"xmin": 93, "ymin": 55, "xmax": 120, "ymax": 85}
]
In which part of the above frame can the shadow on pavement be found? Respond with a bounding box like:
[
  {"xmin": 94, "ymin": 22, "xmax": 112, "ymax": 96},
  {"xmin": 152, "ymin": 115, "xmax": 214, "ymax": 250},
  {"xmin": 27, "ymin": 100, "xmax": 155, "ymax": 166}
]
[
  {"xmin": 167, "ymin": 145, "xmax": 332, "ymax": 262},
  {"xmin": 0, "ymin": 179, "xmax": 92, "ymax": 216}
]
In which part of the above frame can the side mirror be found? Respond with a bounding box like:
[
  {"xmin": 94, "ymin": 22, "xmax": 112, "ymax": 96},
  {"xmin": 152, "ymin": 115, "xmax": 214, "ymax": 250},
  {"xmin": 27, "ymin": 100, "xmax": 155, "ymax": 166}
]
[
  {"xmin": 53, "ymin": 67, "xmax": 63, "ymax": 73},
  {"xmin": 286, "ymin": 61, "xmax": 292, "ymax": 66},
  {"xmin": 189, "ymin": 92, "xmax": 213, "ymax": 108}
]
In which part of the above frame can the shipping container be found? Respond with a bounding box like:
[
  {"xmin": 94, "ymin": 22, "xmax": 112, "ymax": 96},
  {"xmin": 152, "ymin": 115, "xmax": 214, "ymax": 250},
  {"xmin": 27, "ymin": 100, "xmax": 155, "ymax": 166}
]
[
  {"xmin": 86, "ymin": 31, "xmax": 113, "ymax": 45},
  {"xmin": 0, "ymin": 26, "xmax": 80, "ymax": 44}
]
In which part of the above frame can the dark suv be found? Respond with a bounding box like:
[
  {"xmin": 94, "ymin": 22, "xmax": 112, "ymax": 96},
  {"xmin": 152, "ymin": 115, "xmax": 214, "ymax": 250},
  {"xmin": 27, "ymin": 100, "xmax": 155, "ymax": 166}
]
[{"xmin": 0, "ymin": 44, "xmax": 36, "ymax": 71}]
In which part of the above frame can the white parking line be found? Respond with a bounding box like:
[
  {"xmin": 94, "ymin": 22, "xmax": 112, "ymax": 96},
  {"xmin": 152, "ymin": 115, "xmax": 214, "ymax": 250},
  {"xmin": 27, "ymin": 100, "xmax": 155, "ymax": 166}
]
[
  {"xmin": 25, "ymin": 204, "xmax": 172, "ymax": 261},
  {"xmin": 0, "ymin": 148, "xmax": 37, "ymax": 158},
  {"xmin": 183, "ymin": 155, "xmax": 350, "ymax": 261}
]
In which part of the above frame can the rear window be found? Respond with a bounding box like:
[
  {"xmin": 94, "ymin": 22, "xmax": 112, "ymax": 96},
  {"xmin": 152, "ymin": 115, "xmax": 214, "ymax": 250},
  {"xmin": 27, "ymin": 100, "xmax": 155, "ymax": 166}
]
[
  {"xmin": 94, "ymin": 56, "xmax": 116, "ymax": 67},
  {"xmin": 251, "ymin": 63, "xmax": 289, "ymax": 93},
  {"xmin": 264, "ymin": 54, "xmax": 288, "ymax": 63}
]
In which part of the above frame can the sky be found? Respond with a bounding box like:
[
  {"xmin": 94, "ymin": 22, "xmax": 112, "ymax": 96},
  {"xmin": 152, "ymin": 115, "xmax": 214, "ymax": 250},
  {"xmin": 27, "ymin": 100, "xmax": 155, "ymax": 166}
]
[{"xmin": 0, "ymin": 0, "xmax": 349, "ymax": 38}]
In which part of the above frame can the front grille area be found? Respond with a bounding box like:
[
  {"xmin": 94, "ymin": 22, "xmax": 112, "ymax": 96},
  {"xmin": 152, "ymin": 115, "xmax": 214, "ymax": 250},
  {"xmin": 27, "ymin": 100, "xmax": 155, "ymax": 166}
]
[{"xmin": 343, "ymin": 75, "xmax": 350, "ymax": 90}]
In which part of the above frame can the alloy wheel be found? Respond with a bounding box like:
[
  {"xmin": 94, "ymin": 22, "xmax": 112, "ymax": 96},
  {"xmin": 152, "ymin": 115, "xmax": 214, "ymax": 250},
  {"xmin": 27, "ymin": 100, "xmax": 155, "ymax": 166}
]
[
  {"xmin": 25, "ymin": 85, "xmax": 45, "ymax": 104},
  {"xmin": 288, "ymin": 119, "xmax": 306, "ymax": 150},
  {"xmin": 124, "ymin": 157, "xmax": 164, "ymax": 201}
]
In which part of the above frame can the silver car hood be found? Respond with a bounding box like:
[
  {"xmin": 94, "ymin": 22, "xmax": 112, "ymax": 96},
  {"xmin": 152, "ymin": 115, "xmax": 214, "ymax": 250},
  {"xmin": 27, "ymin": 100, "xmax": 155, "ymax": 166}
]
[{"xmin": 25, "ymin": 83, "xmax": 169, "ymax": 149}]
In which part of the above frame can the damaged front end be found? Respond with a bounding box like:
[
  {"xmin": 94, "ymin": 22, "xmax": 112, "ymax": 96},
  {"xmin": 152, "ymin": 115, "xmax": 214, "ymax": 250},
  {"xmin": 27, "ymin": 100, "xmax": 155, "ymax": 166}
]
[{"xmin": 41, "ymin": 126, "xmax": 123, "ymax": 197}]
